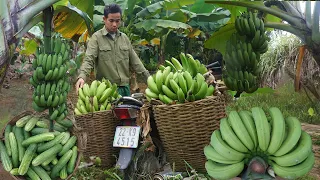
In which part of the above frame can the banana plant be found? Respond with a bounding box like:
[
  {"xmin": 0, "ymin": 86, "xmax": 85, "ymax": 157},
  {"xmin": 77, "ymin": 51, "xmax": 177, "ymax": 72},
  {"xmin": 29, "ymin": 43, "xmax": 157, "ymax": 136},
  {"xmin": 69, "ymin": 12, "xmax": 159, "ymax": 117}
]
[
  {"xmin": 133, "ymin": 0, "xmax": 230, "ymax": 64},
  {"xmin": 204, "ymin": 0, "xmax": 320, "ymax": 67},
  {"xmin": 0, "ymin": 0, "xmax": 93, "ymax": 88}
]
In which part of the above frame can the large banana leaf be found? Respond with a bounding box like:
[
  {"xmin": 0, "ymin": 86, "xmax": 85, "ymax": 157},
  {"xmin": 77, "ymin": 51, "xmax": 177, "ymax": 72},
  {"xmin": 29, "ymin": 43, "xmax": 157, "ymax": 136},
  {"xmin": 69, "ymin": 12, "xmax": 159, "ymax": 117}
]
[
  {"xmin": 134, "ymin": 19, "xmax": 192, "ymax": 33},
  {"xmin": 0, "ymin": 0, "xmax": 60, "ymax": 86},
  {"xmin": 137, "ymin": 0, "xmax": 196, "ymax": 18},
  {"xmin": 204, "ymin": 23, "xmax": 236, "ymax": 56},
  {"xmin": 190, "ymin": 0, "xmax": 217, "ymax": 13},
  {"xmin": 53, "ymin": 0, "xmax": 94, "ymax": 42}
]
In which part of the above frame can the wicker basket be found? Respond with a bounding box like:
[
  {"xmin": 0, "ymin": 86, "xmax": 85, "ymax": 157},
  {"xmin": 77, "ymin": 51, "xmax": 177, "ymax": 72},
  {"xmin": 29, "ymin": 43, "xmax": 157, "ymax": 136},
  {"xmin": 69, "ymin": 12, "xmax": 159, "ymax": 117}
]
[
  {"xmin": 152, "ymin": 95, "xmax": 226, "ymax": 172},
  {"xmin": 0, "ymin": 111, "xmax": 84, "ymax": 180},
  {"xmin": 75, "ymin": 110, "xmax": 118, "ymax": 168}
]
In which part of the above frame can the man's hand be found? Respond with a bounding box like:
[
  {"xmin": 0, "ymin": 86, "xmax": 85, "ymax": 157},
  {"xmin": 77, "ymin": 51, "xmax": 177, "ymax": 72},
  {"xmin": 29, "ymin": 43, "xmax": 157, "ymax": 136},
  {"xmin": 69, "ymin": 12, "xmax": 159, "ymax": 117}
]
[{"xmin": 75, "ymin": 78, "xmax": 85, "ymax": 95}]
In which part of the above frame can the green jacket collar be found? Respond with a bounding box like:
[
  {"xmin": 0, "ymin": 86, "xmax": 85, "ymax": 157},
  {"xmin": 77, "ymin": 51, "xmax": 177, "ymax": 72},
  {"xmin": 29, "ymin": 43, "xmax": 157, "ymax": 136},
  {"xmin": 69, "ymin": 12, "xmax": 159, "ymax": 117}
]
[{"xmin": 101, "ymin": 27, "xmax": 121, "ymax": 37}]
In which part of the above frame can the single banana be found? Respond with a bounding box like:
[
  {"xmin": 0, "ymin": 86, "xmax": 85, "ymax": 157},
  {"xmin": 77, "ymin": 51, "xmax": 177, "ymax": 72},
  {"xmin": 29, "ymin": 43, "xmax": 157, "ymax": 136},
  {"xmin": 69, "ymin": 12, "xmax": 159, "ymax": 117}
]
[
  {"xmin": 251, "ymin": 107, "xmax": 271, "ymax": 152},
  {"xmin": 99, "ymin": 88, "xmax": 113, "ymax": 103},
  {"xmin": 82, "ymin": 84, "xmax": 91, "ymax": 97},
  {"xmin": 169, "ymin": 79, "xmax": 179, "ymax": 94},
  {"xmin": 171, "ymin": 57, "xmax": 183, "ymax": 71},
  {"xmin": 162, "ymin": 85, "xmax": 177, "ymax": 100},
  {"xmin": 195, "ymin": 81, "xmax": 208, "ymax": 100},
  {"xmin": 155, "ymin": 71, "xmax": 164, "ymax": 94},
  {"xmin": 220, "ymin": 118, "xmax": 248, "ymax": 153},
  {"xmin": 186, "ymin": 54, "xmax": 198, "ymax": 77},
  {"xmin": 273, "ymin": 116, "xmax": 302, "ymax": 157},
  {"xmin": 162, "ymin": 94, "xmax": 173, "ymax": 104},
  {"xmin": 93, "ymin": 96, "xmax": 99, "ymax": 111},
  {"xmin": 96, "ymin": 82, "xmax": 107, "ymax": 99},
  {"xmin": 228, "ymin": 111, "xmax": 255, "ymax": 151},
  {"xmin": 177, "ymin": 88, "xmax": 185, "ymax": 103},
  {"xmin": 204, "ymin": 145, "xmax": 241, "ymax": 164},
  {"xmin": 269, "ymin": 131, "xmax": 312, "ymax": 167},
  {"xmin": 179, "ymin": 53, "xmax": 189, "ymax": 71},
  {"xmin": 165, "ymin": 60, "xmax": 177, "ymax": 72},
  {"xmin": 270, "ymin": 153, "xmax": 315, "ymax": 179},
  {"xmin": 238, "ymin": 111, "xmax": 258, "ymax": 148},
  {"xmin": 164, "ymin": 72, "xmax": 173, "ymax": 87},
  {"xmin": 78, "ymin": 88, "xmax": 86, "ymax": 102},
  {"xmin": 267, "ymin": 107, "xmax": 286, "ymax": 155},
  {"xmin": 183, "ymin": 71, "xmax": 193, "ymax": 91},
  {"xmin": 145, "ymin": 88, "xmax": 159, "ymax": 99},
  {"xmin": 210, "ymin": 130, "xmax": 245, "ymax": 161},
  {"xmin": 206, "ymin": 85, "xmax": 215, "ymax": 96},
  {"xmin": 90, "ymin": 80, "xmax": 98, "ymax": 96},
  {"xmin": 45, "ymin": 54, "xmax": 52, "ymax": 73},
  {"xmin": 206, "ymin": 160, "xmax": 244, "ymax": 180},
  {"xmin": 45, "ymin": 70, "xmax": 53, "ymax": 81},
  {"xmin": 177, "ymin": 73, "xmax": 188, "ymax": 95},
  {"xmin": 147, "ymin": 76, "xmax": 159, "ymax": 94}
]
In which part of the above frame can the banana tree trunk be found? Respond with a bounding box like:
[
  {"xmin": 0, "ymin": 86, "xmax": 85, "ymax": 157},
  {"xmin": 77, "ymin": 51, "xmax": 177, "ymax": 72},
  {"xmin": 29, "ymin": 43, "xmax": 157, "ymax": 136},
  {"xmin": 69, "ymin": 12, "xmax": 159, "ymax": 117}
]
[{"xmin": 0, "ymin": 0, "xmax": 60, "ymax": 87}]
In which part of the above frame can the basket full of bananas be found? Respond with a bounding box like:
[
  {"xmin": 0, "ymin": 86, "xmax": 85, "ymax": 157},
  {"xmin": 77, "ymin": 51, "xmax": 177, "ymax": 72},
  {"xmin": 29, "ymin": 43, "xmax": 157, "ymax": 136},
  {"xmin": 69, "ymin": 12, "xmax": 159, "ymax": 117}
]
[
  {"xmin": 145, "ymin": 53, "xmax": 226, "ymax": 171},
  {"xmin": 73, "ymin": 78, "xmax": 121, "ymax": 167}
]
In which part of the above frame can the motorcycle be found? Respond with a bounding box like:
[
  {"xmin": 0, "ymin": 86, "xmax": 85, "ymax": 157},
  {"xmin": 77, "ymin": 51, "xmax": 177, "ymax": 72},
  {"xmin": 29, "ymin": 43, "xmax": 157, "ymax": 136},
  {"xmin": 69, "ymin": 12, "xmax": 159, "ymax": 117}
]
[{"xmin": 112, "ymin": 93, "xmax": 164, "ymax": 179}]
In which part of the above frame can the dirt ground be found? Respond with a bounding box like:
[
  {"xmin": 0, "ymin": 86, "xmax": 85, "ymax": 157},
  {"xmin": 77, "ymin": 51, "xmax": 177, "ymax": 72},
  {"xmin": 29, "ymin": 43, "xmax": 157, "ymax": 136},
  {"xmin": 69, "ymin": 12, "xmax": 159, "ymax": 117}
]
[{"xmin": 0, "ymin": 73, "xmax": 319, "ymax": 179}]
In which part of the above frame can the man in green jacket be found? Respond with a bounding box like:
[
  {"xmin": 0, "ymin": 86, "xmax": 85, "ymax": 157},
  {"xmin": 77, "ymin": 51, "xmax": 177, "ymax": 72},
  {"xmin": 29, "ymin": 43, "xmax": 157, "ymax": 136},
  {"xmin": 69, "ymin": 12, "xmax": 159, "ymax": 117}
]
[{"xmin": 76, "ymin": 4, "xmax": 150, "ymax": 96}]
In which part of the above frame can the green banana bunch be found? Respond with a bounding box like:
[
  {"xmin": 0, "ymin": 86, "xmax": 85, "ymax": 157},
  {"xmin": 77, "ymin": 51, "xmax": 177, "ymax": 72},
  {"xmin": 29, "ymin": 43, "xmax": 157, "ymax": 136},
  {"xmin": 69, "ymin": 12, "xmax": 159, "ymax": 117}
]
[
  {"xmin": 74, "ymin": 79, "xmax": 121, "ymax": 115},
  {"xmin": 204, "ymin": 107, "xmax": 314, "ymax": 180},
  {"xmin": 30, "ymin": 35, "xmax": 72, "ymax": 123},
  {"xmin": 223, "ymin": 11, "xmax": 268, "ymax": 96},
  {"xmin": 145, "ymin": 67, "xmax": 214, "ymax": 104},
  {"xmin": 164, "ymin": 53, "xmax": 208, "ymax": 77}
]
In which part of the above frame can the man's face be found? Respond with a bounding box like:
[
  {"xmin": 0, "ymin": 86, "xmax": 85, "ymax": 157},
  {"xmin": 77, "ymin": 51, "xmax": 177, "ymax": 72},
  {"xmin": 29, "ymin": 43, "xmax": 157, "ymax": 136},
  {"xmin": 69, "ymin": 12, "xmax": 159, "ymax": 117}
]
[{"xmin": 103, "ymin": 13, "xmax": 121, "ymax": 33}]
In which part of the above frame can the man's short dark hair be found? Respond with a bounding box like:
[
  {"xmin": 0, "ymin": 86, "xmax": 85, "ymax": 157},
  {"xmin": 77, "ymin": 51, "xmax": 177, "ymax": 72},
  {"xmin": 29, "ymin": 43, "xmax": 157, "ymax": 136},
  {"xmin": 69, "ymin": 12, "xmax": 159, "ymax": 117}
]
[{"xmin": 104, "ymin": 4, "xmax": 122, "ymax": 18}]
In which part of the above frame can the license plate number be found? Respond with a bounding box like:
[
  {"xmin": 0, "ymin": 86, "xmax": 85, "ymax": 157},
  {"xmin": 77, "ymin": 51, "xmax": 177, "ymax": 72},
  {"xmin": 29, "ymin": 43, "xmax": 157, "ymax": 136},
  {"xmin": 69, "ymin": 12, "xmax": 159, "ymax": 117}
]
[{"xmin": 113, "ymin": 126, "xmax": 140, "ymax": 148}]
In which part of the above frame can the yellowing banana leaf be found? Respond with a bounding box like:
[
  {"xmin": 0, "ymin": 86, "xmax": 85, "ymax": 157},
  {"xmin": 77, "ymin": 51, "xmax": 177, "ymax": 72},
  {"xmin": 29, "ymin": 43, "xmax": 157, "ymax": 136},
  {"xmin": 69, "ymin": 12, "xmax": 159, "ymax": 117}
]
[
  {"xmin": 188, "ymin": 28, "xmax": 201, "ymax": 38},
  {"xmin": 151, "ymin": 38, "xmax": 160, "ymax": 45},
  {"xmin": 20, "ymin": 39, "xmax": 38, "ymax": 56},
  {"xmin": 204, "ymin": 23, "xmax": 236, "ymax": 55},
  {"xmin": 53, "ymin": 1, "xmax": 93, "ymax": 42}
]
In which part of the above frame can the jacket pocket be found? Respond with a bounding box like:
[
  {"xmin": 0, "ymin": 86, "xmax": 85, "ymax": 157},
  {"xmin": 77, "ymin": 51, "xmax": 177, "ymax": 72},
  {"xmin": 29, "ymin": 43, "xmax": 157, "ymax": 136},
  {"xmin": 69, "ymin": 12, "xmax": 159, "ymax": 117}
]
[
  {"xmin": 99, "ymin": 45, "xmax": 112, "ymax": 61},
  {"xmin": 118, "ymin": 45, "xmax": 129, "ymax": 61}
]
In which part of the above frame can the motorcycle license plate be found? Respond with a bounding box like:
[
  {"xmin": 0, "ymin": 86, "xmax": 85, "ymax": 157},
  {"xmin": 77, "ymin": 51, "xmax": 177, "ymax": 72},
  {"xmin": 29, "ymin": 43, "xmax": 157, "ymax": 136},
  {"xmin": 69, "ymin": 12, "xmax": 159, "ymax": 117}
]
[{"xmin": 113, "ymin": 126, "xmax": 140, "ymax": 148}]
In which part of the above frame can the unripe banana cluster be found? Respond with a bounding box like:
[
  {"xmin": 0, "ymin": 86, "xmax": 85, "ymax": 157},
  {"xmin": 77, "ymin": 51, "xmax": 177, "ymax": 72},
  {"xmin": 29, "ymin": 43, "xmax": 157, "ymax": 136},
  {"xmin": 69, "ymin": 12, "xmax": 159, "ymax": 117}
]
[
  {"xmin": 205, "ymin": 107, "xmax": 314, "ymax": 180},
  {"xmin": 146, "ymin": 53, "xmax": 214, "ymax": 104},
  {"xmin": 223, "ymin": 11, "xmax": 268, "ymax": 94},
  {"xmin": 30, "ymin": 36, "xmax": 71, "ymax": 122},
  {"xmin": 74, "ymin": 79, "xmax": 121, "ymax": 115}
]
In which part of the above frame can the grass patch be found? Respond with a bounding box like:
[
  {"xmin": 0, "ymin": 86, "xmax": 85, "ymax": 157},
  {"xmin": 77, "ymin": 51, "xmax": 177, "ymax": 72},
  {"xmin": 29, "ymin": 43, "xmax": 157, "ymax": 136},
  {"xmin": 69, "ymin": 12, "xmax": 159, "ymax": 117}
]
[
  {"xmin": 226, "ymin": 82, "xmax": 320, "ymax": 124},
  {"xmin": 296, "ymin": 174, "xmax": 319, "ymax": 180}
]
